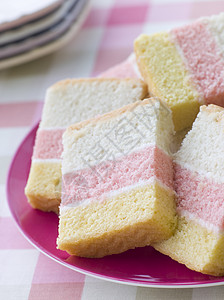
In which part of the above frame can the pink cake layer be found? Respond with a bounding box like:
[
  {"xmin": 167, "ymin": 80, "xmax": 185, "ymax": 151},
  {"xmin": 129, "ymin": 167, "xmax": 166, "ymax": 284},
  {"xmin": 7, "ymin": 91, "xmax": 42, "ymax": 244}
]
[
  {"xmin": 33, "ymin": 129, "xmax": 64, "ymax": 159},
  {"xmin": 61, "ymin": 145, "xmax": 173, "ymax": 206},
  {"xmin": 172, "ymin": 21, "xmax": 224, "ymax": 106},
  {"xmin": 175, "ymin": 163, "xmax": 224, "ymax": 230},
  {"xmin": 99, "ymin": 58, "xmax": 139, "ymax": 79}
]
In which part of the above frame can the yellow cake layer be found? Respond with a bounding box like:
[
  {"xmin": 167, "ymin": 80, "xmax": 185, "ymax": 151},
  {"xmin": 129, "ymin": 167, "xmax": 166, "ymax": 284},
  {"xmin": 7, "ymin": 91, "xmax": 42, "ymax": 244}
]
[
  {"xmin": 57, "ymin": 182, "xmax": 177, "ymax": 258},
  {"xmin": 153, "ymin": 215, "xmax": 224, "ymax": 276},
  {"xmin": 134, "ymin": 33, "xmax": 201, "ymax": 132},
  {"xmin": 25, "ymin": 161, "xmax": 61, "ymax": 214}
]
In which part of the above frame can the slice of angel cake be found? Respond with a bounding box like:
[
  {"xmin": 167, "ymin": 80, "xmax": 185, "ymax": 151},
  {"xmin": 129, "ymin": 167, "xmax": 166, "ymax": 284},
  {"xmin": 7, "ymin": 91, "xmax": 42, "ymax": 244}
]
[
  {"xmin": 134, "ymin": 13, "xmax": 224, "ymax": 132},
  {"xmin": 57, "ymin": 98, "xmax": 177, "ymax": 258},
  {"xmin": 99, "ymin": 53, "xmax": 141, "ymax": 79},
  {"xmin": 154, "ymin": 105, "xmax": 224, "ymax": 276},
  {"xmin": 25, "ymin": 78, "xmax": 148, "ymax": 213}
]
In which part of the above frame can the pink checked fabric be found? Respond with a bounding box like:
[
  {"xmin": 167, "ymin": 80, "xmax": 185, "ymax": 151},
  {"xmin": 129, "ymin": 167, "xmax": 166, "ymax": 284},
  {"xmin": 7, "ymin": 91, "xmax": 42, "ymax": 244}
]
[{"xmin": 1, "ymin": 0, "xmax": 224, "ymax": 299}]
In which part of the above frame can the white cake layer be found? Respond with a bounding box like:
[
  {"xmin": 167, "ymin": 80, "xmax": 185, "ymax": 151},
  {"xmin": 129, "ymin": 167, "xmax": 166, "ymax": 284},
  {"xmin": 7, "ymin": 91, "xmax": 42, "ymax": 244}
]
[
  {"xmin": 203, "ymin": 13, "xmax": 224, "ymax": 58},
  {"xmin": 175, "ymin": 105, "xmax": 224, "ymax": 181},
  {"xmin": 40, "ymin": 78, "xmax": 147, "ymax": 128},
  {"xmin": 128, "ymin": 53, "xmax": 143, "ymax": 79}
]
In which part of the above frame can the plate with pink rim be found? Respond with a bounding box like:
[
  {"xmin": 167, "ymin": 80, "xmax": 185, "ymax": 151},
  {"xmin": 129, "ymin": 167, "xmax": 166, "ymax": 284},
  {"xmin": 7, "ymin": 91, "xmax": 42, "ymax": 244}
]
[{"xmin": 7, "ymin": 122, "xmax": 224, "ymax": 288}]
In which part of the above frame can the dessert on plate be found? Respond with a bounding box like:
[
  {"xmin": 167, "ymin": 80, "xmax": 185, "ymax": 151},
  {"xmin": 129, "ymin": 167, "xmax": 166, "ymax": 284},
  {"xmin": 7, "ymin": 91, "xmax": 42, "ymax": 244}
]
[
  {"xmin": 154, "ymin": 105, "xmax": 224, "ymax": 276},
  {"xmin": 57, "ymin": 98, "xmax": 177, "ymax": 257},
  {"xmin": 24, "ymin": 11, "xmax": 224, "ymax": 275}
]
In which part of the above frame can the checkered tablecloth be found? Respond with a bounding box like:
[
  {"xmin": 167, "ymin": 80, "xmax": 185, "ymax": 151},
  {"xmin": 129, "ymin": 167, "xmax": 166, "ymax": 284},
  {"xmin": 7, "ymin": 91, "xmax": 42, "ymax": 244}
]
[{"xmin": 1, "ymin": 0, "xmax": 224, "ymax": 299}]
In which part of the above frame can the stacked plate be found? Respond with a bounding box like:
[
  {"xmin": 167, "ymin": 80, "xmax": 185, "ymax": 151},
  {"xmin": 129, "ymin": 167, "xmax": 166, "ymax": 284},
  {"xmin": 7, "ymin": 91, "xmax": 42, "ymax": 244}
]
[{"xmin": 0, "ymin": 0, "xmax": 90, "ymax": 70}]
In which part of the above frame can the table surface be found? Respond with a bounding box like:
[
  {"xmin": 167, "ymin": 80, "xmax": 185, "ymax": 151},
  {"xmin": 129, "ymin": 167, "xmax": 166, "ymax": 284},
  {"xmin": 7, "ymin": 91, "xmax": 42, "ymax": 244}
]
[{"xmin": 1, "ymin": 0, "xmax": 224, "ymax": 299}]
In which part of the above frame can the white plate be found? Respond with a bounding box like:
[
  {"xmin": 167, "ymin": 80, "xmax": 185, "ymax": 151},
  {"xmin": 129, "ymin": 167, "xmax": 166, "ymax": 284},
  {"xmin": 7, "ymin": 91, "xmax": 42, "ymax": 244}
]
[
  {"xmin": 0, "ymin": 0, "xmax": 64, "ymax": 32},
  {"xmin": 0, "ymin": 0, "xmax": 76, "ymax": 46},
  {"xmin": 0, "ymin": 0, "xmax": 87, "ymax": 59},
  {"xmin": 0, "ymin": 0, "xmax": 90, "ymax": 70}
]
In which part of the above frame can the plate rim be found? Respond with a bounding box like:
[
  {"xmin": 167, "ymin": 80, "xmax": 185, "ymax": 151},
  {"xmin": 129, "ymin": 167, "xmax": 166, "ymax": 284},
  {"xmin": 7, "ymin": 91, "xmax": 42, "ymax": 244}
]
[{"xmin": 6, "ymin": 121, "xmax": 224, "ymax": 289}]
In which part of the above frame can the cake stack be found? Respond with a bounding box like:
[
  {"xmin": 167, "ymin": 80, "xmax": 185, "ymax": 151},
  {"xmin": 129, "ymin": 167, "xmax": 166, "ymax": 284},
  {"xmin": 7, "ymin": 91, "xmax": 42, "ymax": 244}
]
[{"xmin": 24, "ymin": 12, "xmax": 224, "ymax": 276}]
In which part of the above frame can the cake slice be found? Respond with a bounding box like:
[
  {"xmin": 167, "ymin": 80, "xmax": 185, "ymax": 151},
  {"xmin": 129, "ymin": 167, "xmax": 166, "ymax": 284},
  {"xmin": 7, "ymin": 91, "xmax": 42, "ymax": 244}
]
[
  {"xmin": 25, "ymin": 78, "xmax": 148, "ymax": 213},
  {"xmin": 134, "ymin": 13, "xmax": 224, "ymax": 132},
  {"xmin": 57, "ymin": 98, "xmax": 177, "ymax": 258},
  {"xmin": 153, "ymin": 105, "xmax": 224, "ymax": 276},
  {"xmin": 99, "ymin": 53, "xmax": 141, "ymax": 79}
]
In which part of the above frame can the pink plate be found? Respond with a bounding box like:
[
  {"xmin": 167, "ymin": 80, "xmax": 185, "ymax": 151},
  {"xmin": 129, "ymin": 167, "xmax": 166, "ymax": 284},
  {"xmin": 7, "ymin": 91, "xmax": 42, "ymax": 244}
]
[{"xmin": 7, "ymin": 122, "xmax": 224, "ymax": 288}]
